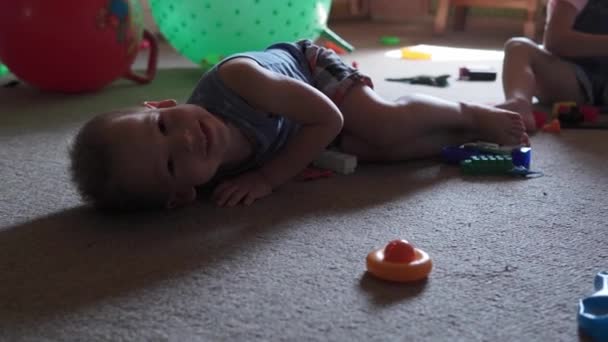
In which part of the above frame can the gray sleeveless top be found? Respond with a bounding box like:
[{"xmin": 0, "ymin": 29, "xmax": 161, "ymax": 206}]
[{"xmin": 186, "ymin": 42, "xmax": 313, "ymax": 180}]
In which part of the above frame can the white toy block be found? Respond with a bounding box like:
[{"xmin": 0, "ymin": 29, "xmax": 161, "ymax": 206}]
[{"xmin": 313, "ymin": 150, "xmax": 357, "ymax": 175}]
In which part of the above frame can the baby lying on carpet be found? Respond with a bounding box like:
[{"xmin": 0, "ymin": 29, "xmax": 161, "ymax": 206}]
[{"xmin": 69, "ymin": 40, "xmax": 527, "ymax": 211}]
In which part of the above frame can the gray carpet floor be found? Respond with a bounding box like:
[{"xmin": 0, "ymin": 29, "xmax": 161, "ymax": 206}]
[{"xmin": 1, "ymin": 20, "xmax": 606, "ymax": 342}]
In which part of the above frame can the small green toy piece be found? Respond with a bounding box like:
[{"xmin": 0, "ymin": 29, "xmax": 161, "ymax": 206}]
[
  {"xmin": 0, "ymin": 63, "xmax": 9, "ymax": 77},
  {"xmin": 379, "ymin": 36, "xmax": 400, "ymax": 46},
  {"xmin": 460, "ymin": 155, "xmax": 514, "ymax": 175}
]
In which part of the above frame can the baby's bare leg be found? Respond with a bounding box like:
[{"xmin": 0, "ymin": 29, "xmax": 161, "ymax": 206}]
[
  {"xmin": 338, "ymin": 85, "xmax": 527, "ymax": 161},
  {"xmin": 498, "ymin": 37, "xmax": 585, "ymax": 131}
]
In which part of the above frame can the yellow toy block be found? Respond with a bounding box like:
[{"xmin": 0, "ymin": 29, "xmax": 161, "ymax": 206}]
[{"xmin": 400, "ymin": 48, "xmax": 432, "ymax": 60}]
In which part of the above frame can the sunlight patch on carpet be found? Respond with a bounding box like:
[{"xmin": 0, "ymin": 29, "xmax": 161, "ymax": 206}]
[{"xmin": 385, "ymin": 45, "xmax": 504, "ymax": 62}]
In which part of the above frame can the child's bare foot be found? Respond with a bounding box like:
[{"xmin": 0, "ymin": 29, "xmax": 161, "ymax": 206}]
[
  {"xmin": 496, "ymin": 97, "xmax": 536, "ymax": 132},
  {"xmin": 463, "ymin": 102, "xmax": 529, "ymax": 146}
]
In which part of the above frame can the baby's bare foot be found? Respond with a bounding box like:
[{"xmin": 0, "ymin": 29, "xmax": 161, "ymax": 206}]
[
  {"xmin": 464, "ymin": 102, "xmax": 528, "ymax": 146},
  {"xmin": 496, "ymin": 97, "xmax": 536, "ymax": 132}
]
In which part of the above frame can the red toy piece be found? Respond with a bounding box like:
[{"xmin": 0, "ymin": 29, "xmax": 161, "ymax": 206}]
[
  {"xmin": 366, "ymin": 239, "xmax": 433, "ymax": 282},
  {"xmin": 533, "ymin": 111, "xmax": 548, "ymax": 129},
  {"xmin": 296, "ymin": 167, "xmax": 334, "ymax": 181},
  {"xmin": 139, "ymin": 38, "xmax": 151, "ymax": 50},
  {"xmin": 557, "ymin": 105, "xmax": 572, "ymax": 115},
  {"xmin": 542, "ymin": 119, "xmax": 561, "ymax": 133},
  {"xmin": 384, "ymin": 240, "xmax": 416, "ymax": 263},
  {"xmin": 323, "ymin": 41, "xmax": 347, "ymax": 55},
  {"xmin": 580, "ymin": 105, "xmax": 600, "ymax": 123},
  {"xmin": 552, "ymin": 102, "xmax": 577, "ymax": 117}
]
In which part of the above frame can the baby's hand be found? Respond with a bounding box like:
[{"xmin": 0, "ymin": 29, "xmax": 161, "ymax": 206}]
[{"xmin": 212, "ymin": 170, "xmax": 273, "ymax": 207}]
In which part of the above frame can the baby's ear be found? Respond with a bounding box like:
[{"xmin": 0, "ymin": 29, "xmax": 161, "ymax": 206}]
[
  {"xmin": 143, "ymin": 99, "xmax": 178, "ymax": 109},
  {"xmin": 166, "ymin": 187, "xmax": 197, "ymax": 209}
]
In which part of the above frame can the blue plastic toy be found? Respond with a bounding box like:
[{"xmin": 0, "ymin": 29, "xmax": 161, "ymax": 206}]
[
  {"xmin": 578, "ymin": 271, "xmax": 608, "ymax": 341},
  {"xmin": 441, "ymin": 142, "xmax": 540, "ymax": 177}
]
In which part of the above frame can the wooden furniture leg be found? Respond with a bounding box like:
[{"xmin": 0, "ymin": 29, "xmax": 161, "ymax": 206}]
[
  {"xmin": 453, "ymin": 6, "xmax": 469, "ymax": 31},
  {"xmin": 523, "ymin": 0, "xmax": 539, "ymax": 39},
  {"xmin": 434, "ymin": 0, "xmax": 450, "ymax": 34},
  {"xmin": 433, "ymin": 0, "xmax": 540, "ymax": 38},
  {"xmin": 348, "ymin": 0, "xmax": 369, "ymax": 16}
]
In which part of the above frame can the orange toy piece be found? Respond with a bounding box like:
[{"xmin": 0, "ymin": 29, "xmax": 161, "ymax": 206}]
[
  {"xmin": 323, "ymin": 41, "xmax": 347, "ymax": 55},
  {"xmin": 542, "ymin": 119, "xmax": 561, "ymax": 133},
  {"xmin": 366, "ymin": 240, "xmax": 433, "ymax": 283}
]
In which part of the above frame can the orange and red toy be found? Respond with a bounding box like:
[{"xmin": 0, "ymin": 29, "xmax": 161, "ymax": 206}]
[{"xmin": 366, "ymin": 239, "xmax": 433, "ymax": 282}]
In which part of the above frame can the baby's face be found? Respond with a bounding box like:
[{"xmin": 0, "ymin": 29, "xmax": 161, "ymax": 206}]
[{"xmin": 105, "ymin": 104, "xmax": 229, "ymax": 208}]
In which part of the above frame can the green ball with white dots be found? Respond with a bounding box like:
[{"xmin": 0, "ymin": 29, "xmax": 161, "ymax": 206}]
[{"xmin": 149, "ymin": 0, "xmax": 334, "ymax": 67}]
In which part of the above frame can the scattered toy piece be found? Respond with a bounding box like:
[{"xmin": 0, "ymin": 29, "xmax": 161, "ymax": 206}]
[
  {"xmin": 0, "ymin": 64, "xmax": 9, "ymax": 77},
  {"xmin": 319, "ymin": 28, "xmax": 355, "ymax": 53},
  {"xmin": 537, "ymin": 102, "xmax": 607, "ymax": 130},
  {"xmin": 458, "ymin": 66, "xmax": 497, "ymax": 81},
  {"xmin": 511, "ymin": 147, "xmax": 532, "ymax": 169},
  {"xmin": 580, "ymin": 105, "xmax": 600, "ymax": 123},
  {"xmin": 2, "ymin": 80, "xmax": 19, "ymax": 88},
  {"xmin": 542, "ymin": 119, "xmax": 561, "ymax": 133},
  {"xmin": 551, "ymin": 102, "xmax": 608, "ymax": 129},
  {"xmin": 383, "ymin": 240, "xmax": 416, "ymax": 263},
  {"xmin": 557, "ymin": 103, "xmax": 585, "ymax": 125},
  {"xmin": 323, "ymin": 41, "xmax": 347, "ymax": 55},
  {"xmin": 139, "ymin": 38, "xmax": 150, "ymax": 50},
  {"xmin": 379, "ymin": 36, "xmax": 400, "ymax": 46},
  {"xmin": 441, "ymin": 143, "xmax": 541, "ymax": 178},
  {"xmin": 578, "ymin": 271, "xmax": 608, "ymax": 342},
  {"xmin": 386, "ymin": 74, "xmax": 450, "ymax": 87},
  {"xmin": 461, "ymin": 155, "xmax": 515, "ymax": 175},
  {"xmin": 533, "ymin": 111, "xmax": 548, "ymax": 129},
  {"xmin": 366, "ymin": 239, "xmax": 432, "ymax": 283},
  {"xmin": 552, "ymin": 101, "xmax": 577, "ymax": 117},
  {"xmin": 296, "ymin": 167, "xmax": 334, "ymax": 181},
  {"xmin": 442, "ymin": 142, "xmax": 524, "ymax": 164},
  {"xmin": 400, "ymin": 48, "xmax": 432, "ymax": 60},
  {"xmin": 313, "ymin": 149, "xmax": 357, "ymax": 175}
]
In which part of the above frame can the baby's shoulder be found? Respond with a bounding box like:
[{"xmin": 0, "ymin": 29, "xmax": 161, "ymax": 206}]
[{"xmin": 218, "ymin": 57, "xmax": 260, "ymax": 77}]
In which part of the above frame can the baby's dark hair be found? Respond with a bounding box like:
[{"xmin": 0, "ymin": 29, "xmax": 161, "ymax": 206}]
[{"xmin": 69, "ymin": 108, "xmax": 166, "ymax": 211}]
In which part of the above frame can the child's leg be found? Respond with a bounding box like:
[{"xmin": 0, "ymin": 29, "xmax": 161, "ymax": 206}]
[
  {"xmin": 497, "ymin": 37, "xmax": 586, "ymax": 131},
  {"xmin": 338, "ymin": 85, "xmax": 527, "ymax": 161}
]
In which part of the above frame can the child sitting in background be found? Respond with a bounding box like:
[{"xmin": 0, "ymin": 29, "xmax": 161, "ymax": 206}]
[
  {"xmin": 70, "ymin": 40, "xmax": 527, "ymax": 211},
  {"xmin": 497, "ymin": 0, "xmax": 608, "ymax": 131}
]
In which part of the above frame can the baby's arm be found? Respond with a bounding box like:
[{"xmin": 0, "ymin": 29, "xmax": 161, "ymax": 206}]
[
  {"xmin": 544, "ymin": 0, "xmax": 608, "ymax": 57},
  {"xmin": 213, "ymin": 58, "xmax": 344, "ymax": 206}
]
